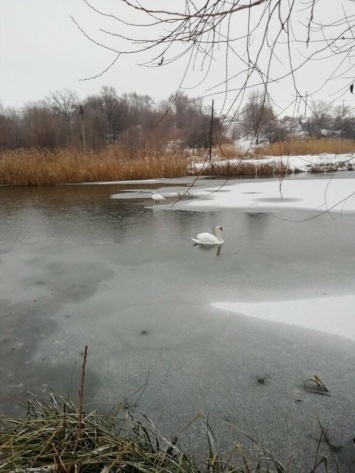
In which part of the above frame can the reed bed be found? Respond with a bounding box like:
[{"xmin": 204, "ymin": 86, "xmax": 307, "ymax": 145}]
[
  {"xmin": 253, "ymin": 138, "xmax": 355, "ymax": 156},
  {"xmin": 195, "ymin": 160, "xmax": 291, "ymax": 177},
  {"xmin": 0, "ymin": 147, "xmax": 189, "ymax": 186},
  {"xmin": 191, "ymin": 137, "xmax": 355, "ymax": 176},
  {"xmin": 215, "ymin": 144, "xmax": 245, "ymax": 159},
  {"xmin": 1, "ymin": 139, "xmax": 354, "ymax": 186}
]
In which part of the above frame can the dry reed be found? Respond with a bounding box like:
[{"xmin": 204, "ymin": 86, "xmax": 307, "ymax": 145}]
[
  {"xmin": 215, "ymin": 144, "xmax": 245, "ymax": 159},
  {"xmin": 1, "ymin": 138, "xmax": 354, "ymax": 186},
  {"xmin": 253, "ymin": 138, "xmax": 355, "ymax": 156},
  {"xmin": 0, "ymin": 345, "xmax": 339, "ymax": 473},
  {"xmin": 196, "ymin": 160, "xmax": 291, "ymax": 177},
  {"xmin": 199, "ymin": 138, "xmax": 355, "ymax": 176},
  {"xmin": 0, "ymin": 392, "xmax": 291, "ymax": 473},
  {"xmin": 0, "ymin": 147, "xmax": 189, "ymax": 186},
  {"xmin": 0, "ymin": 392, "xmax": 342, "ymax": 473}
]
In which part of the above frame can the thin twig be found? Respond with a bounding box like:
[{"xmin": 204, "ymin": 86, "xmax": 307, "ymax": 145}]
[{"xmin": 72, "ymin": 345, "xmax": 88, "ymax": 454}]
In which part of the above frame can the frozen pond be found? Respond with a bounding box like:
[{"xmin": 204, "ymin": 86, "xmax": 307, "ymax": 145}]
[{"xmin": 0, "ymin": 175, "xmax": 355, "ymax": 471}]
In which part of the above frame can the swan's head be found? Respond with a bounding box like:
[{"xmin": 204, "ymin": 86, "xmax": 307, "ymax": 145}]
[{"xmin": 216, "ymin": 225, "xmax": 223, "ymax": 232}]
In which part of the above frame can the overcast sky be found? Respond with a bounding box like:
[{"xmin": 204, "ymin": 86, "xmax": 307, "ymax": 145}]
[{"xmin": 1, "ymin": 0, "xmax": 355, "ymax": 115}]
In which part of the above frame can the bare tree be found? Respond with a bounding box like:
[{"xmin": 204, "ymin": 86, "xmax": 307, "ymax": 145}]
[
  {"xmin": 241, "ymin": 91, "xmax": 275, "ymax": 145},
  {"xmin": 22, "ymin": 104, "xmax": 58, "ymax": 148},
  {"xmin": 79, "ymin": 95, "xmax": 107, "ymax": 149},
  {"xmin": 332, "ymin": 104, "xmax": 355, "ymax": 138},
  {"xmin": 100, "ymin": 86, "xmax": 121, "ymax": 143},
  {"xmin": 75, "ymin": 0, "xmax": 355, "ymax": 120},
  {"xmin": 45, "ymin": 89, "xmax": 78, "ymax": 119},
  {"xmin": 44, "ymin": 89, "xmax": 79, "ymax": 147},
  {"xmin": 0, "ymin": 106, "xmax": 22, "ymax": 150}
]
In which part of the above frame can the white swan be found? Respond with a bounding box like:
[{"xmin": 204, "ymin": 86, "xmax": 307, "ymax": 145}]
[
  {"xmin": 151, "ymin": 191, "xmax": 166, "ymax": 203},
  {"xmin": 177, "ymin": 190, "xmax": 193, "ymax": 199},
  {"xmin": 191, "ymin": 225, "xmax": 224, "ymax": 245}
]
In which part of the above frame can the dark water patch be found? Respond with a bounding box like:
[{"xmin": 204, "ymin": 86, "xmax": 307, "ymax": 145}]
[
  {"xmin": 0, "ymin": 295, "xmax": 99, "ymax": 417},
  {"xmin": 0, "ymin": 296, "xmax": 58, "ymax": 414},
  {"xmin": 255, "ymin": 197, "xmax": 302, "ymax": 203}
]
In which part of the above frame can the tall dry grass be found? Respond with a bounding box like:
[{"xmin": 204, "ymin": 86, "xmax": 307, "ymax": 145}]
[
  {"xmin": 0, "ymin": 147, "xmax": 189, "ymax": 186},
  {"xmin": 215, "ymin": 144, "xmax": 245, "ymax": 158},
  {"xmin": 254, "ymin": 138, "xmax": 355, "ymax": 156},
  {"xmin": 197, "ymin": 160, "xmax": 290, "ymax": 177},
  {"xmin": 0, "ymin": 392, "xmax": 339, "ymax": 473}
]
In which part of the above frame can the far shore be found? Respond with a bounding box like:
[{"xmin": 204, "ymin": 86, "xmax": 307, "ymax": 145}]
[{"xmin": 1, "ymin": 138, "xmax": 355, "ymax": 186}]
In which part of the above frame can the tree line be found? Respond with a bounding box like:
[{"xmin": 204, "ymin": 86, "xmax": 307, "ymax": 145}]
[
  {"xmin": 1, "ymin": 87, "xmax": 355, "ymax": 155},
  {"xmin": 0, "ymin": 87, "xmax": 225, "ymax": 154},
  {"xmin": 235, "ymin": 92, "xmax": 355, "ymax": 145}
]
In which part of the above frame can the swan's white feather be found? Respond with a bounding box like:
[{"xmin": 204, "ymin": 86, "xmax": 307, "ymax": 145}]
[
  {"xmin": 151, "ymin": 191, "xmax": 166, "ymax": 202},
  {"xmin": 191, "ymin": 226, "xmax": 224, "ymax": 245}
]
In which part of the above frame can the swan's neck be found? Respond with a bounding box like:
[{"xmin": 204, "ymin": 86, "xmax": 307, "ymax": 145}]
[{"xmin": 215, "ymin": 227, "xmax": 223, "ymax": 242}]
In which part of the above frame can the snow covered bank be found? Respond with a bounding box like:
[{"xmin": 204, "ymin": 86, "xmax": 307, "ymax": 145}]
[{"xmin": 192, "ymin": 153, "xmax": 355, "ymax": 174}]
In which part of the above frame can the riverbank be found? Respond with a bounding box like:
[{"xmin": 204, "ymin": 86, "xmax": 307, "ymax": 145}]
[
  {"xmin": 1, "ymin": 140, "xmax": 355, "ymax": 185},
  {"xmin": 0, "ymin": 390, "xmax": 293, "ymax": 472},
  {"xmin": 0, "ymin": 388, "xmax": 344, "ymax": 473},
  {"xmin": 192, "ymin": 152, "xmax": 355, "ymax": 176},
  {"xmin": 0, "ymin": 147, "xmax": 189, "ymax": 186}
]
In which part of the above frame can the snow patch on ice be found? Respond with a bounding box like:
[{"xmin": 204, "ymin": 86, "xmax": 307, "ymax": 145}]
[
  {"xmin": 212, "ymin": 296, "xmax": 355, "ymax": 341},
  {"xmin": 184, "ymin": 177, "xmax": 355, "ymax": 212}
]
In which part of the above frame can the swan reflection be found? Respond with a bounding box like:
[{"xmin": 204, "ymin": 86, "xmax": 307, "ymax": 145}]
[{"xmin": 193, "ymin": 243, "xmax": 222, "ymax": 256}]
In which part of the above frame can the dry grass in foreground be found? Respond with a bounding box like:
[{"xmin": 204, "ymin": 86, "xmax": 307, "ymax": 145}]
[
  {"xmin": 0, "ymin": 392, "xmax": 287, "ymax": 473},
  {"xmin": 254, "ymin": 138, "xmax": 355, "ymax": 156},
  {"xmin": 0, "ymin": 147, "xmax": 189, "ymax": 186},
  {"xmin": 0, "ymin": 392, "xmax": 342, "ymax": 473},
  {"xmin": 0, "ymin": 347, "xmax": 340, "ymax": 472}
]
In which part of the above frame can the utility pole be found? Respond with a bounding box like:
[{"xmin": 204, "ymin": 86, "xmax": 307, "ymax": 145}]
[
  {"xmin": 297, "ymin": 92, "xmax": 308, "ymax": 117},
  {"xmin": 208, "ymin": 99, "xmax": 214, "ymax": 163},
  {"xmin": 79, "ymin": 105, "xmax": 86, "ymax": 152}
]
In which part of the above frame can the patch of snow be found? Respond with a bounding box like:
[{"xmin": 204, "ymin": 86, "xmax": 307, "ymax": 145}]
[
  {"xmin": 235, "ymin": 138, "xmax": 255, "ymax": 152},
  {"xmin": 193, "ymin": 153, "xmax": 355, "ymax": 173},
  {"xmin": 212, "ymin": 296, "xmax": 355, "ymax": 342}
]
